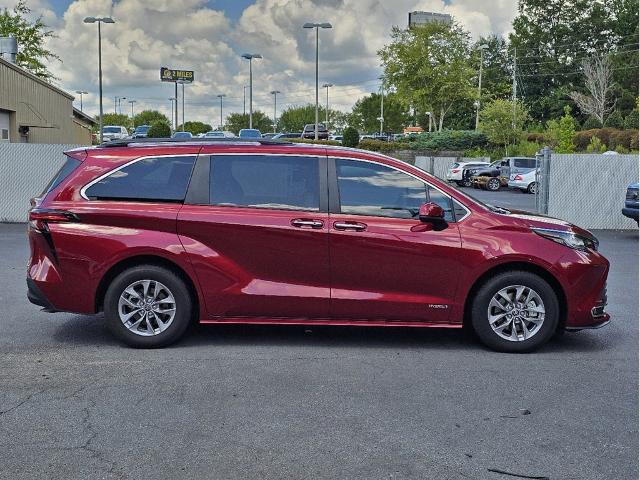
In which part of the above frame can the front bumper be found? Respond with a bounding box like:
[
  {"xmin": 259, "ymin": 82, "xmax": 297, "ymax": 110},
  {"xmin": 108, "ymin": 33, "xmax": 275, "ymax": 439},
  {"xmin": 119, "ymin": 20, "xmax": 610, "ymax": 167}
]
[{"xmin": 622, "ymin": 207, "xmax": 639, "ymax": 220}]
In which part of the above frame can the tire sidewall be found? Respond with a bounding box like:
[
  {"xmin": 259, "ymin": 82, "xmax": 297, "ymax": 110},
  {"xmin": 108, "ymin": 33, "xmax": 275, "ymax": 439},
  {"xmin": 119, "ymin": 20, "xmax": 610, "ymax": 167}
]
[
  {"xmin": 471, "ymin": 271, "xmax": 559, "ymax": 353},
  {"xmin": 104, "ymin": 265, "xmax": 193, "ymax": 348},
  {"xmin": 487, "ymin": 178, "xmax": 500, "ymax": 191},
  {"xmin": 528, "ymin": 182, "xmax": 537, "ymax": 194}
]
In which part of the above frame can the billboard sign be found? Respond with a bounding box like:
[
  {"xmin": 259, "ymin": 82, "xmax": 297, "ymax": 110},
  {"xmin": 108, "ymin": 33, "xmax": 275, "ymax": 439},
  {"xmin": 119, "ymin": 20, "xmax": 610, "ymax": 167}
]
[{"xmin": 160, "ymin": 67, "xmax": 194, "ymax": 83}]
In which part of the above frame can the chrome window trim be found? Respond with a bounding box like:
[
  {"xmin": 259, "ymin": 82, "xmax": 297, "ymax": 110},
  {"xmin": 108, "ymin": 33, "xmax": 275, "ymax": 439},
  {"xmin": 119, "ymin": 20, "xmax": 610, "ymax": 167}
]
[
  {"xmin": 328, "ymin": 155, "xmax": 471, "ymax": 222},
  {"xmin": 80, "ymin": 154, "xmax": 198, "ymax": 201}
]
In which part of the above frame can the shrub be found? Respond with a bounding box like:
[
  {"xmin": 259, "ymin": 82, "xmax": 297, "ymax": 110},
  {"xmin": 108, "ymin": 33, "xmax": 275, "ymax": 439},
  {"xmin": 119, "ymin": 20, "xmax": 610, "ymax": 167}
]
[
  {"xmin": 582, "ymin": 116, "xmax": 602, "ymax": 130},
  {"xmin": 555, "ymin": 106, "xmax": 576, "ymax": 153},
  {"xmin": 357, "ymin": 139, "xmax": 410, "ymax": 153},
  {"xmin": 631, "ymin": 131, "xmax": 639, "ymax": 150},
  {"xmin": 624, "ymin": 109, "xmax": 639, "ymax": 129},
  {"xmin": 604, "ymin": 110, "xmax": 624, "ymax": 129},
  {"xmin": 147, "ymin": 121, "xmax": 171, "ymax": 138},
  {"xmin": 506, "ymin": 141, "xmax": 541, "ymax": 157},
  {"xmin": 525, "ymin": 132, "xmax": 545, "ymax": 144},
  {"xmin": 342, "ymin": 127, "xmax": 360, "ymax": 148},
  {"xmin": 615, "ymin": 144, "xmax": 629, "ymax": 154},
  {"xmin": 574, "ymin": 128, "xmax": 618, "ymax": 150},
  {"xmin": 409, "ymin": 130, "xmax": 488, "ymax": 151},
  {"xmin": 586, "ymin": 136, "xmax": 606, "ymax": 153},
  {"xmin": 609, "ymin": 130, "xmax": 637, "ymax": 150}
]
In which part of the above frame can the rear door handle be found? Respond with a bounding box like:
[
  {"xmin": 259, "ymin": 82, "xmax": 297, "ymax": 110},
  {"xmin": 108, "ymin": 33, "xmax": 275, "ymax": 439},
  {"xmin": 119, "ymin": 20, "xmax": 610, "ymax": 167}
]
[
  {"xmin": 333, "ymin": 221, "xmax": 367, "ymax": 232},
  {"xmin": 291, "ymin": 218, "xmax": 324, "ymax": 229}
]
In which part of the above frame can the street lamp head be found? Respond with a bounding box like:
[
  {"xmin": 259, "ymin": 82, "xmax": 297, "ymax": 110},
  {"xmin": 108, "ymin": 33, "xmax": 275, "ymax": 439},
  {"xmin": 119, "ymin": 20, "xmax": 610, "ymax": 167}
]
[
  {"xmin": 303, "ymin": 22, "xmax": 332, "ymax": 29},
  {"xmin": 84, "ymin": 16, "xmax": 114, "ymax": 24},
  {"xmin": 322, "ymin": 83, "xmax": 333, "ymax": 88},
  {"xmin": 242, "ymin": 53, "xmax": 262, "ymax": 60},
  {"xmin": 217, "ymin": 94, "xmax": 226, "ymax": 98},
  {"xmin": 270, "ymin": 90, "xmax": 281, "ymax": 95},
  {"xmin": 76, "ymin": 90, "xmax": 88, "ymax": 94},
  {"xmin": 83, "ymin": 17, "xmax": 96, "ymax": 23},
  {"xmin": 303, "ymin": 23, "xmax": 315, "ymax": 29},
  {"xmin": 319, "ymin": 23, "xmax": 332, "ymax": 29}
]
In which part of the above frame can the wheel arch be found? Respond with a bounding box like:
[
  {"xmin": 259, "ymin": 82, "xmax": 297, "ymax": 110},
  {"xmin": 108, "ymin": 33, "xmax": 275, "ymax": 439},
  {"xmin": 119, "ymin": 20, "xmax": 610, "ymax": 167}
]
[
  {"xmin": 95, "ymin": 254, "xmax": 200, "ymax": 320},
  {"xmin": 462, "ymin": 261, "xmax": 567, "ymax": 331}
]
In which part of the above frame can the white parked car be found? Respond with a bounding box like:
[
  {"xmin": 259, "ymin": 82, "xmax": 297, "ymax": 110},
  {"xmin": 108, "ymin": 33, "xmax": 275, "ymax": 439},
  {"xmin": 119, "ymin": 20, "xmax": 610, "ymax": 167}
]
[
  {"xmin": 101, "ymin": 125, "xmax": 129, "ymax": 142},
  {"xmin": 446, "ymin": 161, "xmax": 491, "ymax": 186},
  {"xmin": 508, "ymin": 169, "xmax": 539, "ymax": 194},
  {"xmin": 204, "ymin": 131, "xmax": 235, "ymax": 138}
]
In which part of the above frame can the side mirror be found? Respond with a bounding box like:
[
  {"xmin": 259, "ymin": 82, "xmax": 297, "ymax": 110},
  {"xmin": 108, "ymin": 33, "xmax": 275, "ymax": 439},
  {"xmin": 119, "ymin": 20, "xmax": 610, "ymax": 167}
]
[{"xmin": 419, "ymin": 202, "xmax": 445, "ymax": 223}]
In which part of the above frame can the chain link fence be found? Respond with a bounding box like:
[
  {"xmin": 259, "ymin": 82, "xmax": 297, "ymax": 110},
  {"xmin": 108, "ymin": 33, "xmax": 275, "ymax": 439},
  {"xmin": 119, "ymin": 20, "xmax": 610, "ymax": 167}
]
[
  {"xmin": 0, "ymin": 143, "xmax": 81, "ymax": 222},
  {"xmin": 536, "ymin": 151, "xmax": 638, "ymax": 230}
]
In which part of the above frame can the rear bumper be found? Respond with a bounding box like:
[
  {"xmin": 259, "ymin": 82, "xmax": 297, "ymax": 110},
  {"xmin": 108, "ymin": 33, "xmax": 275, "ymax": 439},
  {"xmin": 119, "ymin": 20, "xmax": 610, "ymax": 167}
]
[
  {"xmin": 622, "ymin": 207, "xmax": 639, "ymax": 220},
  {"xmin": 27, "ymin": 277, "xmax": 57, "ymax": 312}
]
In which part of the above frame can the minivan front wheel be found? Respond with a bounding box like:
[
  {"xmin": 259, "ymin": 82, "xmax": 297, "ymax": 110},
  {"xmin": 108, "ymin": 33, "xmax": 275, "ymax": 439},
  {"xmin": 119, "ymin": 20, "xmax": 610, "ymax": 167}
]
[
  {"xmin": 104, "ymin": 265, "xmax": 193, "ymax": 348},
  {"xmin": 470, "ymin": 271, "xmax": 559, "ymax": 352}
]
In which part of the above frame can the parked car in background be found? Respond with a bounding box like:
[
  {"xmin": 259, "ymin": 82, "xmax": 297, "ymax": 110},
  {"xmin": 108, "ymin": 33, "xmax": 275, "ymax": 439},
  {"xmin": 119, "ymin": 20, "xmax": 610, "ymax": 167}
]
[
  {"xmin": 464, "ymin": 161, "xmax": 503, "ymax": 191},
  {"xmin": 171, "ymin": 131, "xmax": 193, "ymax": 139},
  {"xmin": 302, "ymin": 123, "xmax": 329, "ymax": 140},
  {"xmin": 101, "ymin": 126, "xmax": 129, "ymax": 142},
  {"xmin": 132, "ymin": 125, "xmax": 151, "ymax": 138},
  {"xmin": 27, "ymin": 139, "xmax": 610, "ymax": 352},
  {"xmin": 272, "ymin": 132, "xmax": 303, "ymax": 140},
  {"xmin": 329, "ymin": 134, "xmax": 343, "ymax": 141},
  {"xmin": 204, "ymin": 131, "xmax": 235, "ymax": 138},
  {"xmin": 239, "ymin": 129, "xmax": 262, "ymax": 139},
  {"xmin": 508, "ymin": 169, "xmax": 539, "ymax": 194},
  {"xmin": 622, "ymin": 182, "xmax": 639, "ymax": 224},
  {"xmin": 446, "ymin": 161, "xmax": 491, "ymax": 186},
  {"xmin": 499, "ymin": 157, "xmax": 537, "ymax": 179},
  {"xmin": 261, "ymin": 133, "xmax": 276, "ymax": 139}
]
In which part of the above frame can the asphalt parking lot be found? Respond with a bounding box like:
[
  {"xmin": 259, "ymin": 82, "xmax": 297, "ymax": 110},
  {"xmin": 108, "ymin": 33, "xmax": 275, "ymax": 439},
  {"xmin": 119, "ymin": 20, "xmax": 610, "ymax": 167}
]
[{"xmin": 0, "ymin": 192, "xmax": 637, "ymax": 479}]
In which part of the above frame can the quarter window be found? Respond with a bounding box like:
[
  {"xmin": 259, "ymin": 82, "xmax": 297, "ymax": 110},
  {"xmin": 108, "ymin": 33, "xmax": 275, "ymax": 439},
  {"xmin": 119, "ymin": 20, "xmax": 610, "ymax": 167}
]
[
  {"xmin": 210, "ymin": 155, "xmax": 319, "ymax": 211},
  {"xmin": 85, "ymin": 156, "xmax": 196, "ymax": 202}
]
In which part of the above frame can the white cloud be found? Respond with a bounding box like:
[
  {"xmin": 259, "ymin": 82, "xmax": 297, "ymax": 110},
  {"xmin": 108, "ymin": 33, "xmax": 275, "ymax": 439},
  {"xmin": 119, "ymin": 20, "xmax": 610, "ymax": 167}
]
[{"xmin": 32, "ymin": 0, "xmax": 518, "ymax": 126}]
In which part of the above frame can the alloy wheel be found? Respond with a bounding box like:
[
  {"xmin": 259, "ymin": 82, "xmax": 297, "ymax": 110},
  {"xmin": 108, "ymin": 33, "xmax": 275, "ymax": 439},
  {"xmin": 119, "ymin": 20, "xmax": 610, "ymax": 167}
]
[
  {"xmin": 118, "ymin": 279, "xmax": 176, "ymax": 336},
  {"xmin": 487, "ymin": 285, "xmax": 545, "ymax": 341}
]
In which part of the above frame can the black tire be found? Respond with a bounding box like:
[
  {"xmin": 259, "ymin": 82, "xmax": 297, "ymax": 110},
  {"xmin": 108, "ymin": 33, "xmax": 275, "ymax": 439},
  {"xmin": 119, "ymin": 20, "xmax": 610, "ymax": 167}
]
[
  {"xmin": 104, "ymin": 265, "xmax": 193, "ymax": 348},
  {"xmin": 470, "ymin": 271, "xmax": 559, "ymax": 353},
  {"xmin": 527, "ymin": 182, "xmax": 538, "ymax": 194},
  {"xmin": 486, "ymin": 177, "xmax": 501, "ymax": 191}
]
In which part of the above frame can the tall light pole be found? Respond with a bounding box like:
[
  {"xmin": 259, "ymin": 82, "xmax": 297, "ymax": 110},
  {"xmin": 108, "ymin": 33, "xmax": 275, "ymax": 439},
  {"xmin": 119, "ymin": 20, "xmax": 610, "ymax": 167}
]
[
  {"xmin": 378, "ymin": 86, "xmax": 384, "ymax": 135},
  {"xmin": 115, "ymin": 96, "xmax": 126, "ymax": 114},
  {"xmin": 303, "ymin": 22, "xmax": 332, "ymax": 140},
  {"xmin": 217, "ymin": 94, "xmax": 226, "ymax": 129},
  {"xmin": 84, "ymin": 16, "xmax": 114, "ymax": 143},
  {"xmin": 243, "ymin": 85, "xmax": 248, "ymax": 116},
  {"xmin": 270, "ymin": 90, "xmax": 280, "ymax": 132},
  {"xmin": 168, "ymin": 97, "xmax": 176, "ymax": 131},
  {"xmin": 322, "ymin": 83, "xmax": 333, "ymax": 128},
  {"xmin": 75, "ymin": 91, "xmax": 88, "ymax": 112},
  {"xmin": 241, "ymin": 53, "xmax": 262, "ymax": 129},
  {"xmin": 475, "ymin": 44, "xmax": 488, "ymax": 130},
  {"xmin": 128, "ymin": 99, "xmax": 136, "ymax": 118},
  {"xmin": 426, "ymin": 111, "xmax": 433, "ymax": 132}
]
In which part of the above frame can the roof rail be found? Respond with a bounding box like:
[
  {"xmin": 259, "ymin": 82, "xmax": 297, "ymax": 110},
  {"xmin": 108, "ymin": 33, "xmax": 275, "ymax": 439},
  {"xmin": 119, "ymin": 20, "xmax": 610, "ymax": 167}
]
[{"xmin": 99, "ymin": 137, "xmax": 294, "ymax": 148}]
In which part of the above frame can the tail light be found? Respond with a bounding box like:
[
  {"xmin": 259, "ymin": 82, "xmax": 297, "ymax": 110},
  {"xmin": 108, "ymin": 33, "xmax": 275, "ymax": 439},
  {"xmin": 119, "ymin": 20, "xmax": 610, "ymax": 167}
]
[
  {"xmin": 28, "ymin": 208, "xmax": 79, "ymax": 232},
  {"xmin": 514, "ymin": 174, "xmax": 523, "ymax": 181},
  {"xmin": 452, "ymin": 169, "xmax": 460, "ymax": 173}
]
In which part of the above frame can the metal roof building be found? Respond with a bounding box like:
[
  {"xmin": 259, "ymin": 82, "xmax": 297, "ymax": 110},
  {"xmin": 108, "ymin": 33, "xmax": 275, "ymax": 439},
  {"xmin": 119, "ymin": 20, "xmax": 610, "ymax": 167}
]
[{"xmin": 0, "ymin": 56, "xmax": 95, "ymax": 144}]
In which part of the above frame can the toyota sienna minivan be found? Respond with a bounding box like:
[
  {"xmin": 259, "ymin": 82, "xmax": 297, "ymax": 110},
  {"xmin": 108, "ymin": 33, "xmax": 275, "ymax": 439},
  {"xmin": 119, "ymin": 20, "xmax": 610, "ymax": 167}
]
[{"xmin": 27, "ymin": 139, "xmax": 610, "ymax": 352}]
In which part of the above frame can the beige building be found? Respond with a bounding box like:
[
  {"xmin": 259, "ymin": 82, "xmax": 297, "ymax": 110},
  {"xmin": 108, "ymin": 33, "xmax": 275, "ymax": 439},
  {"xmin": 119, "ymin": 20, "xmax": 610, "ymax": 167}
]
[{"xmin": 0, "ymin": 56, "xmax": 94, "ymax": 144}]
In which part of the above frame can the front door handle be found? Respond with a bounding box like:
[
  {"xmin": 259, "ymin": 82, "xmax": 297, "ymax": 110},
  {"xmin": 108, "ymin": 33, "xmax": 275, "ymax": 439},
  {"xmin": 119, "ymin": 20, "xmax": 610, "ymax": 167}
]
[
  {"xmin": 291, "ymin": 218, "xmax": 324, "ymax": 229},
  {"xmin": 333, "ymin": 221, "xmax": 367, "ymax": 232}
]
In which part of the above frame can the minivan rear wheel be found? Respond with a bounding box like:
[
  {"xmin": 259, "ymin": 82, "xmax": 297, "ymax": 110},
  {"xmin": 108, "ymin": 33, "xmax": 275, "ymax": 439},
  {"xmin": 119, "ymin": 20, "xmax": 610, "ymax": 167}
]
[
  {"xmin": 104, "ymin": 265, "xmax": 192, "ymax": 348},
  {"xmin": 470, "ymin": 271, "xmax": 559, "ymax": 352}
]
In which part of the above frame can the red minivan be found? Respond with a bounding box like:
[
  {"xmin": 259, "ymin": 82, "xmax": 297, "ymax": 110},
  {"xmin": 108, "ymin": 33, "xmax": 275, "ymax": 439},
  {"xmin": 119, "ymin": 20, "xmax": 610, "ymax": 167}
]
[{"xmin": 27, "ymin": 139, "xmax": 610, "ymax": 352}]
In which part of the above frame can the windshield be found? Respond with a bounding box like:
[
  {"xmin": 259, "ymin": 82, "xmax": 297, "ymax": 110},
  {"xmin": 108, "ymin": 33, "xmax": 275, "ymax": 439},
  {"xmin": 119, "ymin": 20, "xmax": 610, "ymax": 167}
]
[
  {"xmin": 206, "ymin": 131, "xmax": 224, "ymax": 137},
  {"xmin": 239, "ymin": 129, "xmax": 261, "ymax": 138},
  {"xmin": 103, "ymin": 127, "xmax": 121, "ymax": 133},
  {"xmin": 135, "ymin": 126, "xmax": 150, "ymax": 133}
]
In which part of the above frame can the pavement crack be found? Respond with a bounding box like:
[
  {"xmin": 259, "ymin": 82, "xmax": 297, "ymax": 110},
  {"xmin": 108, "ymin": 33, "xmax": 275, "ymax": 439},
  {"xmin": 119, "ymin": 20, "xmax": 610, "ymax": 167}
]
[{"xmin": 0, "ymin": 388, "xmax": 48, "ymax": 418}]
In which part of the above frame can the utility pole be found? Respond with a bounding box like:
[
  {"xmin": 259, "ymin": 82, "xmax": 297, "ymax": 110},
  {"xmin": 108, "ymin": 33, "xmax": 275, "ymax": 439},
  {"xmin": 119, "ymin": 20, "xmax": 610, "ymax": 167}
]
[
  {"xmin": 379, "ymin": 87, "xmax": 384, "ymax": 135},
  {"xmin": 512, "ymin": 47, "xmax": 517, "ymax": 128},
  {"xmin": 128, "ymin": 99, "xmax": 136, "ymax": 118},
  {"xmin": 243, "ymin": 86, "xmax": 248, "ymax": 116},
  {"xmin": 270, "ymin": 90, "xmax": 280, "ymax": 132},
  {"xmin": 217, "ymin": 94, "xmax": 225, "ymax": 129},
  {"xmin": 475, "ymin": 44, "xmax": 488, "ymax": 130},
  {"xmin": 322, "ymin": 83, "xmax": 333, "ymax": 128},
  {"xmin": 169, "ymin": 97, "xmax": 176, "ymax": 131}
]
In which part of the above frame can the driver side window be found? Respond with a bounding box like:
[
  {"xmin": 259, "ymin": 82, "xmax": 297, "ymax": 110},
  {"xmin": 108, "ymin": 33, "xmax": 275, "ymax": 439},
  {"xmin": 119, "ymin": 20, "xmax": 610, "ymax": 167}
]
[{"xmin": 336, "ymin": 159, "xmax": 454, "ymax": 221}]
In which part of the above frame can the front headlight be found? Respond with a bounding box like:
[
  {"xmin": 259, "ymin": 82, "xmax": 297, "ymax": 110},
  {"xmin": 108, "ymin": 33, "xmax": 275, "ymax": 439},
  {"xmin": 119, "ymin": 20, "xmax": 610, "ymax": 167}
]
[{"xmin": 531, "ymin": 227, "xmax": 598, "ymax": 251}]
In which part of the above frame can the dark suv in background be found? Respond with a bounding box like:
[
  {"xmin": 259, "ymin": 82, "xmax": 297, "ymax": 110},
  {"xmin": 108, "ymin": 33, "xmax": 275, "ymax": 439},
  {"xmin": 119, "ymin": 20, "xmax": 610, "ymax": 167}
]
[
  {"xmin": 622, "ymin": 182, "xmax": 639, "ymax": 224},
  {"xmin": 302, "ymin": 123, "xmax": 329, "ymax": 139}
]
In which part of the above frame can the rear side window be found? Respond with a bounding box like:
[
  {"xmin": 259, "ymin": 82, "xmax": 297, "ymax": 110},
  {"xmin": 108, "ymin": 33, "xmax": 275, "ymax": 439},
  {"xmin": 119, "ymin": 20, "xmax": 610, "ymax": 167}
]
[
  {"xmin": 85, "ymin": 155, "xmax": 196, "ymax": 202},
  {"xmin": 210, "ymin": 155, "xmax": 319, "ymax": 211},
  {"xmin": 42, "ymin": 156, "xmax": 81, "ymax": 196}
]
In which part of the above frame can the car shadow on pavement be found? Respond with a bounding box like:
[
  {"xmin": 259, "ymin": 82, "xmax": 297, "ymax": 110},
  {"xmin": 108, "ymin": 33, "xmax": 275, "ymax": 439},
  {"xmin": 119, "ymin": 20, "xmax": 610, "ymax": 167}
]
[{"xmin": 51, "ymin": 314, "xmax": 613, "ymax": 353}]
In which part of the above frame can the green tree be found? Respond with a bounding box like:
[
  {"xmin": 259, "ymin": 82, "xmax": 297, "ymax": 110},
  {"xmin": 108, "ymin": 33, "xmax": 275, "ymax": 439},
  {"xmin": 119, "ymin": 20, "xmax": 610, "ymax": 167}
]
[
  {"xmin": 350, "ymin": 92, "xmax": 408, "ymax": 133},
  {"xmin": 278, "ymin": 104, "xmax": 340, "ymax": 133},
  {"xmin": 225, "ymin": 111, "xmax": 272, "ymax": 135},
  {"xmin": 133, "ymin": 110, "xmax": 170, "ymax": 128},
  {"xmin": 0, "ymin": 0, "xmax": 60, "ymax": 80},
  {"xmin": 604, "ymin": 110, "xmax": 624, "ymax": 128},
  {"xmin": 582, "ymin": 116, "xmax": 602, "ymax": 130},
  {"xmin": 101, "ymin": 113, "xmax": 132, "ymax": 130},
  {"xmin": 624, "ymin": 109, "xmax": 639, "ymax": 129},
  {"xmin": 479, "ymin": 99, "xmax": 529, "ymax": 155},
  {"xmin": 556, "ymin": 105, "xmax": 577, "ymax": 153},
  {"xmin": 178, "ymin": 121, "xmax": 212, "ymax": 135},
  {"xmin": 342, "ymin": 126, "xmax": 359, "ymax": 147},
  {"xmin": 147, "ymin": 121, "xmax": 171, "ymax": 138},
  {"xmin": 379, "ymin": 22, "xmax": 475, "ymax": 131}
]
